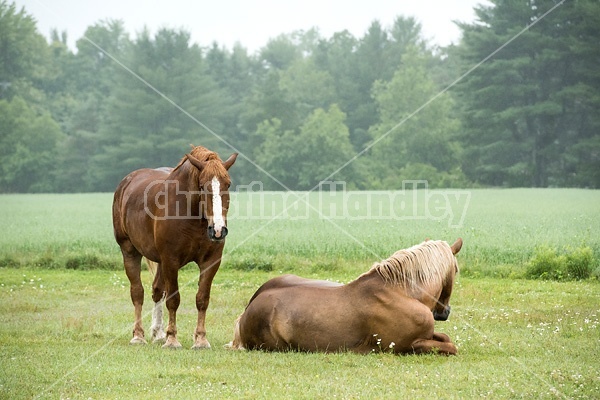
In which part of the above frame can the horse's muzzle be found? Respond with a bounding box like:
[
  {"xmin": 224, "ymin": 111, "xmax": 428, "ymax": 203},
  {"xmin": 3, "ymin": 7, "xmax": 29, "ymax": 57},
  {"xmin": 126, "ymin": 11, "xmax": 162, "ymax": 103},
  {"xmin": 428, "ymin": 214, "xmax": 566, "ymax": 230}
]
[
  {"xmin": 207, "ymin": 225, "xmax": 228, "ymax": 241},
  {"xmin": 433, "ymin": 306, "xmax": 451, "ymax": 321}
]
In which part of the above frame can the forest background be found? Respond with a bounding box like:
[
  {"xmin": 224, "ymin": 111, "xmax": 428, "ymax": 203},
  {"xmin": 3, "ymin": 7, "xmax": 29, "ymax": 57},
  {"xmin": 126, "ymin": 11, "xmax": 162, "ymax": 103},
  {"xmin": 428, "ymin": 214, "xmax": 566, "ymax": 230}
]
[{"xmin": 1, "ymin": 0, "xmax": 599, "ymax": 193}]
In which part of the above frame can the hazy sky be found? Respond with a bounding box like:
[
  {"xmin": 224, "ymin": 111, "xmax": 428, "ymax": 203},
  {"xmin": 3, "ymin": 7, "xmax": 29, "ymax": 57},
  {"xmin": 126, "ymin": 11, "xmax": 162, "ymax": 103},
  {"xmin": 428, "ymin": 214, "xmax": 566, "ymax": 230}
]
[{"xmin": 15, "ymin": 0, "xmax": 488, "ymax": 52}]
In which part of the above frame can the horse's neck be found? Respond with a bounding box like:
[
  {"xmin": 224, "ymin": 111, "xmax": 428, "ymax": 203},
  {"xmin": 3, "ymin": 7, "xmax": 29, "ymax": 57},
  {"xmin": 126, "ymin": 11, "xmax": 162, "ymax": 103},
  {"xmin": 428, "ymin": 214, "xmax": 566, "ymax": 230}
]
[
  {"xmin": 349, "ymin": 269, "xmax": 440, "ymax": 307},
  {"xmin": 166, "ymin": 164, "xmax": 204, "ymax": 215},
  {"xmin": 348, "ymin": 269, "xmax": 399, "ymax": 292},
  {"xmin": 168, "ymin": 164, "xmax": 200, "ymax": 192},
  {"xmin": 411, "ymin": 284, "xmax": 443, "ymax": 310}
]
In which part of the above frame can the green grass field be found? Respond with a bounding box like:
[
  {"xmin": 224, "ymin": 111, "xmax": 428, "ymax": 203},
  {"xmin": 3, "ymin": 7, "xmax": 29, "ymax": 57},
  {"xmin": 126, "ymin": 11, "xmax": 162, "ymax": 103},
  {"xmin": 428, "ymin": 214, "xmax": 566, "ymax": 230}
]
[
  {"xmin": 1, "ymin": 189, "xmax": 599, "ymax": 398},
  {"xmin": 2, "ymin": 189, "xmax": 599, "ymax": 277}
]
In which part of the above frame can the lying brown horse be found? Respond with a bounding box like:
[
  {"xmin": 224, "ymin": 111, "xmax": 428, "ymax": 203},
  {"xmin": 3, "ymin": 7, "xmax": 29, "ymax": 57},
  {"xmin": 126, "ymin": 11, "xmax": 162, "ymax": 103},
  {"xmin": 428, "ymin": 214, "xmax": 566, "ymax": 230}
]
[
  {"xmin": 228, "ymin": 239, "xmax": 462, "ymax": 355},
  {"xmin": 113, "ymin": 145, "xmax": 237, "ymax": 349}
]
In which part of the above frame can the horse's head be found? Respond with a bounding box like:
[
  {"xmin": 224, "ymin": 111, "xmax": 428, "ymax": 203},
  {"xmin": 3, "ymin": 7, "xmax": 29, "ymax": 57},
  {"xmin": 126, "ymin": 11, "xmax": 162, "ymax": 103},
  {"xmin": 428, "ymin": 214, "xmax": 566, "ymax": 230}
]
[
  {"xmin": 432, "ymin": 238, "xmax": 462, "ymax": 321},
  {"xmin": 186, "ymin": 151, "xmax": 238, "ymax": 242}
]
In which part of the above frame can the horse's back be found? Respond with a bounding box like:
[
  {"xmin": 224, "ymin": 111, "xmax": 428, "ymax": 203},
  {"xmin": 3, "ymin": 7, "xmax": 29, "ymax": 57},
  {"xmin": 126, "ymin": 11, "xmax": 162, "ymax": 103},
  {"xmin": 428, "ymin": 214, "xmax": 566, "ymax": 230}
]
[
  {"xmin": 245, "ymin": 274, "xmax": 342, "ymax": 308},
  {"xmin": 115, "ymin": 167, "xmax": 171, "ymax": 196}
]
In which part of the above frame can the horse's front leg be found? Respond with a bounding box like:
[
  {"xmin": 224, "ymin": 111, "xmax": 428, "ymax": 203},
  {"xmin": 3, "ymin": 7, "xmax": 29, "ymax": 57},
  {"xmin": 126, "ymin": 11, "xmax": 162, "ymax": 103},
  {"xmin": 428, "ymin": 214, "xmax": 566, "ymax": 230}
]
[
  {"xmin": 162, "ymin": 262, "xmax": 182, "ymax": 349},
  {"xmin": 192, "ymin": 259, "xmax": 221, "ymax": 349},
  {"xmin": 432, "ymin": 332, "xmax": 452, "ymax": 343},
  {"xmin": 410, "ymin": 333, "xmax": 457, "ymax": 355}
]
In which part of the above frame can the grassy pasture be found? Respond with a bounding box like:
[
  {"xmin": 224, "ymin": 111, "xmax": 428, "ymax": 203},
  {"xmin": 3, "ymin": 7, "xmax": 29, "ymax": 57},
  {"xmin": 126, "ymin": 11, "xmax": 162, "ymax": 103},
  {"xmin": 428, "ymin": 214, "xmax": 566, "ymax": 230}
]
[
  {"xmin": 0, "ymin": 189, "xmax": 599, "ymax": 399},
  {"xmin": 1, "ymin": 269, "xmax": 598, "ymax": 399}
]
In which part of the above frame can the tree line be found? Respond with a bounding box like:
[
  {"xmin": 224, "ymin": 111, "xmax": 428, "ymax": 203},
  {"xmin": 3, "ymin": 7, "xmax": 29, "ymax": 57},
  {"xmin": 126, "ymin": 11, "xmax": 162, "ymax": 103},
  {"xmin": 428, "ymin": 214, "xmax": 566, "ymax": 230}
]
[{"xmin": 1, "ymin": 0, "xmax": 598, "ymax": 193}]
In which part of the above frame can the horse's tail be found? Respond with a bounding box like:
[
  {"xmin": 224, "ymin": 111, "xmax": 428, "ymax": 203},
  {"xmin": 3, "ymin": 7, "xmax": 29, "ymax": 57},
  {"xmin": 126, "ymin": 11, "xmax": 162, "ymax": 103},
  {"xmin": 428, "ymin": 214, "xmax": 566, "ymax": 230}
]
[
  {"xmin": 224, "ymin": 314, "xmax": 246, "ymax": 350},
  {"xmin": 145, "ymin": 258, "xmax": 159, "ymax": 277}
]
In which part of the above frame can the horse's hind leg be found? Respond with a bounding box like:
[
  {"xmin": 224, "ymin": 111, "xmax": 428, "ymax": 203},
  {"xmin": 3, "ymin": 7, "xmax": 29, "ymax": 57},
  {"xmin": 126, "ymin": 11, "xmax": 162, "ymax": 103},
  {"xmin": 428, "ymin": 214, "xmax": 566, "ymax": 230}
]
[
  {"xmin": 149, "ymin": 261, "xmax": 166, "ymax": 343},
  {"xmin": 122, "ymin": 248, "xmax": 146, "ymax": 344}
]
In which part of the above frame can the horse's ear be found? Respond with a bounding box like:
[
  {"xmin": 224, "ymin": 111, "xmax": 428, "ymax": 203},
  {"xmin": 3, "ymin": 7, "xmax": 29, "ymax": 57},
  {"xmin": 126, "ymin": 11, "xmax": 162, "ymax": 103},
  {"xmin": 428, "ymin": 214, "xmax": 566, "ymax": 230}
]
[
  {"xmin": 450, "ymin": 238, "xmax": 463, "ymax": 255},
  {"xmin": 186, "ymin": 153, "xmax": 206, "ymax": 170},
  {"xmin": 223, "ymin": 153, "xmax": 238, "ymax": 170}
]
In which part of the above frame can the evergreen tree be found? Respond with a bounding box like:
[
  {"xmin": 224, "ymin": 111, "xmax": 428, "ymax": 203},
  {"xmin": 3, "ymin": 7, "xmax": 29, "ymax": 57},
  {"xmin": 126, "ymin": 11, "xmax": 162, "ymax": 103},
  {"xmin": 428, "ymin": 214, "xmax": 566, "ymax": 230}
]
[{"xmin": 455, "ymin": 0, "xmax": 600, "ymax": 187}]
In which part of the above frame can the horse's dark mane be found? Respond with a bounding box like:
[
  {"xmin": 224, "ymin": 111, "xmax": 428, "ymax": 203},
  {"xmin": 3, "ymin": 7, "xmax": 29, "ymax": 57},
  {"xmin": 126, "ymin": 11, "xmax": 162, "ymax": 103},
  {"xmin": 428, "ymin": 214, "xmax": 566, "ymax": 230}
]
[{"xmin": 174, "ymin": 145, "xmax": 231, "ymax": 187}]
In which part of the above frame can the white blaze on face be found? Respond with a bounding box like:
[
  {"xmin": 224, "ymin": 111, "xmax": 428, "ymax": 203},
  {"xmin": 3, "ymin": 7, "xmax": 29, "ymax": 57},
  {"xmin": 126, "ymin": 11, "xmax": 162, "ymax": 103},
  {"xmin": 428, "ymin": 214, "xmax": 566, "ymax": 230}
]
[{"xmin": 211, "ymin": 176, "xmax": 225, "ymax": 235}]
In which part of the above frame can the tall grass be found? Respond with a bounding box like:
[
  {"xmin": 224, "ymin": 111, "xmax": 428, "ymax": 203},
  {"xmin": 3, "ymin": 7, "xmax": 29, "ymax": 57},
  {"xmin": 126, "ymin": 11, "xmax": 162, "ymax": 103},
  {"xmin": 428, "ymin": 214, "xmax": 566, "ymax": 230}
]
[{"xmin": 0, "ymin": 189, "xmax": 599, "ymax": 278}]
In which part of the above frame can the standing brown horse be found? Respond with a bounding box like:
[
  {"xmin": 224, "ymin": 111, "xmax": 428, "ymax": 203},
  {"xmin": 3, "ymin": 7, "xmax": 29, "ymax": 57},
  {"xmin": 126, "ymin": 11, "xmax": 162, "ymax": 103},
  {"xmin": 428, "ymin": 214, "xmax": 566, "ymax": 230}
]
[
  {"xmin": 228, "ymin": 239, "xmax": 462, "ymax": 355},
  {"xmin": 113, "ymin": 145, "xmax": 237, "ymax": 349}
]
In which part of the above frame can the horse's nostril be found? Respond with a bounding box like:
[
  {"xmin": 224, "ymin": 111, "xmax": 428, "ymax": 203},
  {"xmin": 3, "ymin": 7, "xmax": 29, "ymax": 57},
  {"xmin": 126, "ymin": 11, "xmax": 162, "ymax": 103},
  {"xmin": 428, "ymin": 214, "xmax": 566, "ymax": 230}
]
[
  {"xmin": 207, "ymin": 225, "xmax": 227, "ymax": 241},
  {"xmin": 433, "ymin": 306, "xmax": 451, "ymax": 321}
]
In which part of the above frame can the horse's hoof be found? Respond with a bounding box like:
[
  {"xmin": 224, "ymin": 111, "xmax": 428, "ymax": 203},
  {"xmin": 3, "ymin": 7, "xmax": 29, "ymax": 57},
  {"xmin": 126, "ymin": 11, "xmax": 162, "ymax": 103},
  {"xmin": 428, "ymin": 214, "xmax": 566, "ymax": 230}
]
[
  {"xmin": 151, "ymin": 331, "xmax": 167, "ymax": 344},
  {"xmin": 129, "ymin": 336, "xmax": 147, "ymax": 345},
  {"xmin": 224, "ymin": 341, "xmax": 245, "ymax": 350},
  {"xmin": 152, "ymin": 335, "xmax": 166, "ymax": 344},
  {"xmin": 162, "ymin": 339, "xmax": 182, "ymax": 349},
  {"xmin": 191, "ymin": 342, "xmax": 211, "ymax": 350}
]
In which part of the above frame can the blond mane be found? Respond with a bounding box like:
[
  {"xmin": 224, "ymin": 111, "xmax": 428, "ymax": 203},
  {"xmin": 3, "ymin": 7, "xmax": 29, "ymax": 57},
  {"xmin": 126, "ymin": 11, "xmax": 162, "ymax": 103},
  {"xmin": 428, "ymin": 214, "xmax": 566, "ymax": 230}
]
[
  {"xmin": 366, "ymin": 240, "xmax": 457, "ymax": 290},
  {"xmin": 174, "ymin": 145, "xmax": 231, "ymax": 187}
]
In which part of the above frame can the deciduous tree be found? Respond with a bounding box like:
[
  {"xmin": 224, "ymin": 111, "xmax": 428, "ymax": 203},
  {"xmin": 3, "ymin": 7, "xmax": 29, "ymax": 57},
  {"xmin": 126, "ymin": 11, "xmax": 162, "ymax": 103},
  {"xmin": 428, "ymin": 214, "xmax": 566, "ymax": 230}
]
[{"xmin": 256, "ymin": 105, "xmax": 354, "ymax": 189}]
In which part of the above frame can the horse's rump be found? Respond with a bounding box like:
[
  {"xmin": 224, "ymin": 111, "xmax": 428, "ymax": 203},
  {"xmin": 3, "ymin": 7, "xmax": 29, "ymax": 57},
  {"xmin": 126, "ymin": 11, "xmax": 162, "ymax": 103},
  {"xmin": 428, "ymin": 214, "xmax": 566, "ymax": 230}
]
[{"xmin": 237, "ymin": 283, "xmax": 360, "ymax": 352}]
